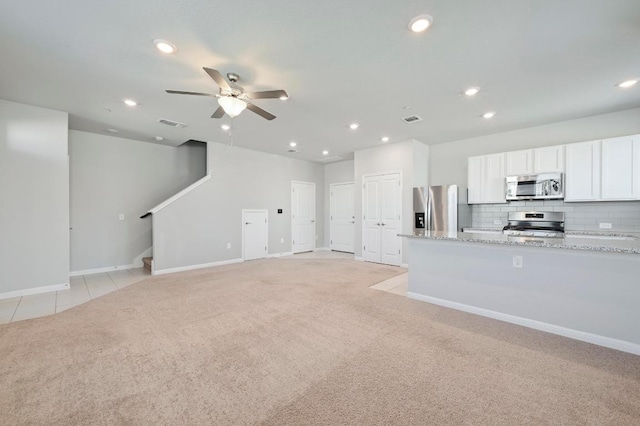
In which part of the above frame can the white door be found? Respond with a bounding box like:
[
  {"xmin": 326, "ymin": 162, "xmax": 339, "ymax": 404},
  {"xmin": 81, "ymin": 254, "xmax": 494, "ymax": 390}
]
[
  {"xmin": 363, "ymin": 177, "xmax": 381, "ymax": 262},
  {"xmin": 362, "ymin": 172, "xmax": 401, "ymax": 266},
  {"xmin": 379, "ymin": 174, "xmax": 402, "ymax": 266},
  {"xmin": 292, "ymin": 181, "xmax": 316, "ymax": 253},
  {"xmin": 243, "ymin": 210, "xmax": 268, "ymax": 261},
  {"xmin": 330, "ymin": 183, "xmax": 355, "ymax": 253}
]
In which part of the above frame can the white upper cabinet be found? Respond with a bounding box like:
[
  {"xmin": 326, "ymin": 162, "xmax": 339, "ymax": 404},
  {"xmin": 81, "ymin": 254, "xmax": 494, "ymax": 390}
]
[
  {"xmin": 506, "ymin": 149, "xmax": 533, "ymax": 176},
  {"xmin": 505, "ymin": 146, "xmax": 565, "ymax": 176},
  {"xmin": 468, "ymin": 153, "xmax": 506, "ymax": 204},
  {"xmin": 601, "ymin": 135, "xmax": 640, "ymax": 200},
  {"xmin": 467, "ymin": 156, "xmax": 484, "ymax": 204},
  {"xmin": 534, "ymin": 145, "xmax": 565, "ymax": 173},
  {"xmin": 565, "ymin": 140, "xmax": 601, "ymax": 201}
]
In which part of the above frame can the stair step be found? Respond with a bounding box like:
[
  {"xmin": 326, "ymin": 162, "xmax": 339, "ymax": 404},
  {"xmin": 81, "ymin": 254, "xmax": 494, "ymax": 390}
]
[{"xmin": 142, "ymin": 257, "xmax": 152, "ymax": 272}]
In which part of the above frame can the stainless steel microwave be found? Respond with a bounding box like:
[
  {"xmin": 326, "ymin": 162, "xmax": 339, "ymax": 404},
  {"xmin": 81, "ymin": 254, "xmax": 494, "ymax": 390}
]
[{"xmin": 505, "ymin": 172, "xmax": 564, "ymax": 200}]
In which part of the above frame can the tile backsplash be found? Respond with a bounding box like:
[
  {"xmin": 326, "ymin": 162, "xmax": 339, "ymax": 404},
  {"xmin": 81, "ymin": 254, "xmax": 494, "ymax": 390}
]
[{"xmin": 471, "ymin": 200, "xmax": 640, "ymax": 232}]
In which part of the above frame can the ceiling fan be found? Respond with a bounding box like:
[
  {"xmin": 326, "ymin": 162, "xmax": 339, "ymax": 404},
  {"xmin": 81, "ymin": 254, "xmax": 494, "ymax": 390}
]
[{"xmin": 166, "ymin": 67, "xmax": 288, "ymax": 121}]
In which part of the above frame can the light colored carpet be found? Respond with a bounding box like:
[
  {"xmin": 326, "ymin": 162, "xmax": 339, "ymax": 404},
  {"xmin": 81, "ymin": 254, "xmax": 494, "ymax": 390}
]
[{"xmin": 1, "ymin": 258, "xmax": 639, "ymax": 425}]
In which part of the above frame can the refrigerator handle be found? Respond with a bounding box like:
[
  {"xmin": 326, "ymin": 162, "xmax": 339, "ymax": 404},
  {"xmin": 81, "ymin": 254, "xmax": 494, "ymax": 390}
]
[{"xmin": 426, "ymin": 189, "xmax": 432, "ymax": 231}]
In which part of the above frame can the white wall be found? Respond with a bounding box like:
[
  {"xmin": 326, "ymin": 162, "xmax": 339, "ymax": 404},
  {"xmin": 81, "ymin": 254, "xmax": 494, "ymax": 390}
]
[
  {"xmin": 152, "ymin": 141, "xmax": 324, "ymax": 272},
  {"xmin": 69, "ymin": 131, "xmax": 206, "ymax": 272},
  {"xmin": 323, "ymin": 160, "xmax": 354, "ymax": 248},
  {"xmin": 0, "ymin": 100, "xmax": 69, "ymax": 297},
  {"xmin": 430, "ymin": 107, "xmax": 640, "ymax": 189},
  {"xmin": 354, "ymin": 140, "xmax": 429, "ymax": 264}
]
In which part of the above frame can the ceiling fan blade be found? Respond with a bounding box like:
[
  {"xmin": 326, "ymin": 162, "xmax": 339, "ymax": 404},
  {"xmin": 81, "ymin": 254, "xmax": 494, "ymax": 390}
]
[
  {"xmin": 211, "ymin": 106, "xmax": 225, "ymax": 118},
  {"xmin": 166, "ymin": 90, "xmax": 213, "ymax": 96},
  {"xmin": 246, "ymin": 89, "xmax": 288, "ymax": 100},
  {"xmin": 246, "ymin": 102, "xmax": 276, "ymax": 120},
  {"xmin": 203, "ymin": 67, "xmax": 231, "ymax": 91}
]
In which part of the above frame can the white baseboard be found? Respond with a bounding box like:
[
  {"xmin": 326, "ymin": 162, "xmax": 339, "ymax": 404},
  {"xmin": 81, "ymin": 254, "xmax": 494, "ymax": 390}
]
[
  {"xmin": 401, "ymin": 263, "xmax": 409, "ymax": 268},
  {"xmin": 70, "ymin": 264, "xmax": 133, "ymax": 277},
  {"xmin": 267, "ymin": 251, "xmax": 293, "ymax": 258},
  {"xmin": 314, "ymin": 247, "xmax": 330, "ymax": 252},
  {"xmin": 406, "ymin": 292, "xmax": 640, "ymax": 356},
  {"xmin": 0, "ymin": 282, "xmax": 70, "ymax": 300},
  {"xmin": 153, "ymin": 258, "xmax": 243, "ymax": 276},
  {"xmin": 354, "ymin": 256, "xmax": 364, "ymax": 261}
]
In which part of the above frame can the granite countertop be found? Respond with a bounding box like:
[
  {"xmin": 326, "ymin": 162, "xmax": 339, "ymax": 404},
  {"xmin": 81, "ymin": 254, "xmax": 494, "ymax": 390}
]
[{"xmin": 399, "ymin": 230, "xmax": 640, "ymax": 255}]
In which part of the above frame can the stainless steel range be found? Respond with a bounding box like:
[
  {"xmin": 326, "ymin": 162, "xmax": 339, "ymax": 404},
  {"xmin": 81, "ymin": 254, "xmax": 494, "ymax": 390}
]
[{"xmin": 502, "ymin": 211, "xmax": 565, "ymax": 238}]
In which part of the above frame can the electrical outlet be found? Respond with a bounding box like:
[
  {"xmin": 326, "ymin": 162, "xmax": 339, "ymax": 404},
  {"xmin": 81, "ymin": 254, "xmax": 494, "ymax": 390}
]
[
  {"xmin": 599, "ymin": 223, "xmax": 612, "ymax": 229},
  {"xmin": 512, "ymin": 255, "xmax": 523, "ymax": 269},
  {"xmin": 280, "ymin": 237, "xmax": 284, "ymax": 244},
  {"xmin": 118, "ymin": 213, "xmax": 125, "ymax": 221},
  {"xmin": 493, "ymin": 219, "xmax": 502, "ymax": 225},
  {"xmin": 226, "ymin": 243, "xmax": 231, "ymax": 249}
]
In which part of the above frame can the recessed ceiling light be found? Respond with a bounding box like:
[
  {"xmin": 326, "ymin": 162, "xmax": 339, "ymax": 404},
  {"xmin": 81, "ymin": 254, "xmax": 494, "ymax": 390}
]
[
  {"xmin": 464, "ymin": 87, "xmax": 479, "ymax": 96},
  {"xmin": 322, "ymin": 150, "xmax": 329, "ymax": 155},
  {"xmin": 105, "ymin": 128, "xmax": 118, "ymax": 133},
  {"xmin": 381, "ymin": 136, "xmax": 390, "ymax": 142},
  {"xmin": 618, "ymin": 79, "xmax": 637, "ymax": 88},
  {"xmin": 221, "ymin": 124, "xmax": 230, "ymax": 131},
  {"xmin": 279, "ymin": 95, "xmax": 289, "ymax": 100},
  {"xmin": 153, "ymin": 39, "xmax": 177, "ymax": 54},
  {"xmin": 349, "ymin": 123, "xmax": 359, "ymax": 130},
  {"xmin": 409, "ymin": 14, "xmax": 433, "ymax": 33},
  {"xmin": 483, "ymin": 111, "xmax": 495, "ymax": 119},
  {"xmin": 124, "ymin": 99, "xmax": 137, "ymax": 107},
  {"xmin": 289, "ymin": 141, "xmax": 297, "ymax": 147},
  {"xmin": 154, "ymin": 136, "xmax": 164, "ymax": 141}
]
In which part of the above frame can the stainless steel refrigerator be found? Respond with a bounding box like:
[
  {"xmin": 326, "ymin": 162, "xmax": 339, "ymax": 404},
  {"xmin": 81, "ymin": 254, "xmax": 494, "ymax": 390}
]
[{"xmin": 413, "ymin": 185, "xmax": 470, "ymax": 234}]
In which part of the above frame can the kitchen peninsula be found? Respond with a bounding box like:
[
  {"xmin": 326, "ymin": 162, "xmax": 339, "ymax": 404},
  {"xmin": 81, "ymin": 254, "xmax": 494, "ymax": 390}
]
[{"xmin": 400, "ymin": 231, "xmax": 640, "ymax": 355}]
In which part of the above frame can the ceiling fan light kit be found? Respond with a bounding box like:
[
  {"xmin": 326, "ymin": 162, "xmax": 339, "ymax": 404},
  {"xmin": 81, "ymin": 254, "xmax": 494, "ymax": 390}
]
[
  {"xmin": 218, "ymin": 96, "xmax": 247, "ymax": 118},
  {"xmin": 166, "ymin": 67, "xmax": 287, "ymax": 120}
]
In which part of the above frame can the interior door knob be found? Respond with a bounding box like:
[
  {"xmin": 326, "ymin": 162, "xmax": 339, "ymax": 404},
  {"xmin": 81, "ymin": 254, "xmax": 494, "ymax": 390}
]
[
  {"xmin": 245, "ymin": 222, "xmax": 251, "ymax": 225},
  {"xmin": 381, "ymin": 223, "xmax": 386, "ymax": 226},
  {"xmin": 311, "ymin": 219, "xmax": 315, "ymax": 223}
]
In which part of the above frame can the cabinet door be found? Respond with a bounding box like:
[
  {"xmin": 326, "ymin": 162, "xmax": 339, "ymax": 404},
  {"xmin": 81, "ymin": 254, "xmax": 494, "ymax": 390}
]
[
  {"xmin": 534, "ymin": 145, "xmax": 565, "ymax": 173},
  {"xmin": 506, "ymin": 150, "xmax": 533, "ymax": 176},
  {"xmin": 485, "ymin": 153, "xmax": 507, "ymax": 203},
  {"xmin": 565, "ymin": 141, "xmax": 601, "ymax": 201},
  {"xmin": 601, "ymin": 135, "xmax": 640, "ymax": 200},
  {"xmin": 467, "ymin": 156, "xmax": 484, "ymax": 204}
]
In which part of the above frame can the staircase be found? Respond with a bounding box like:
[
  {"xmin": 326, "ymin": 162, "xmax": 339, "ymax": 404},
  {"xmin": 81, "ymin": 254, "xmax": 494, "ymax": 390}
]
[{"xmin": 142, "ymin": 257, "xmax": 153, "ymax": 273}]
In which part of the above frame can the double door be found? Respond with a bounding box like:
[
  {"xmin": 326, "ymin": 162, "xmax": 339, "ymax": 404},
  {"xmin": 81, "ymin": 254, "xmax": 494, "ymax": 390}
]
[{"xmin": 362, "ymin": 173, "xmax": 402, "ymax": 266}]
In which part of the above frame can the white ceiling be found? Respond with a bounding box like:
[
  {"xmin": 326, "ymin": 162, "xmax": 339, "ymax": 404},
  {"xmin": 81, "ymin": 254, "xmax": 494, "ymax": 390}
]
[{"xmin": 1, "ymin": 0, "xmax": 639, "ymax": 162}]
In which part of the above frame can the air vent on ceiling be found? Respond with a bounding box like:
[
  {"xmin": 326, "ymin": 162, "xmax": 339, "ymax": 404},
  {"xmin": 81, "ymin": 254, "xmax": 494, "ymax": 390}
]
[
  {"xmin": 401, "ymin": 115, "xmax": 423, "ymax": 124},
  {"xmin": 287, "ymin": 148, "xmax": 298, "ymax": 153},
  {"xmin": 158, "ymin": 118, "xmax": 187, "ymax": 128}
]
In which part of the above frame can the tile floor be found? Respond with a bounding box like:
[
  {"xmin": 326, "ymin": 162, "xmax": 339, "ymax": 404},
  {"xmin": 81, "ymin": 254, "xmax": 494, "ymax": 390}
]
[
  {"xmin": 369, "ymin": 272, "xmax": 409, "ymax": 296},
  {"xmin": 0, "ymin": 250, "xmax": 407, "ymax": 325},
  {"xmin": 0, "ymin": 268, "xmax": 150, "ymax": 324}
]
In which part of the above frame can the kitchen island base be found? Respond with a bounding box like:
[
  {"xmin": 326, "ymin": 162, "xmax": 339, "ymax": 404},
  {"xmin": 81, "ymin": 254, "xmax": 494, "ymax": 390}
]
[{"xmin": 406, "ymin": 238, "xmax": 640, "ymax": 355}]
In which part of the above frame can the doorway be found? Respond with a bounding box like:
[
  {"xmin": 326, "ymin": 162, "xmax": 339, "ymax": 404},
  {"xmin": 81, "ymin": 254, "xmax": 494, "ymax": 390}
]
[
  {"xmin": 330, "ymin": 182, "xmax": 355, "ymax": 253},
  {"xmin": 362, "ymin": 172, "xmax": 402, "ymax": 266},
  {"xmin": 291, "ymin": 181, "xmax": 316, "ymax": 253},
  {"xmin": 242, "ymin": 209, "xmax": 268, "ymax": 261}
]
